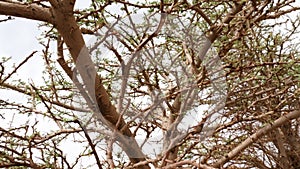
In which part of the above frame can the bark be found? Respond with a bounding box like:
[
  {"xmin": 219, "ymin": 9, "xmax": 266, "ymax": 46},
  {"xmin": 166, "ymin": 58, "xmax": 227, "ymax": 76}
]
[
  {"xmin": 274, "ymin": 128, "xmax": 292, "ymax": 168},
  {"xmin": 0, "ymin": 1, "xmax": 149, "ymax": 168},
  {"xmin": 0, "ymin": 1, "xmax": 54, "ymax": 24},
  {"xmin": 213, "ymin": 110, "xmax": 300, "ymax": 168}
]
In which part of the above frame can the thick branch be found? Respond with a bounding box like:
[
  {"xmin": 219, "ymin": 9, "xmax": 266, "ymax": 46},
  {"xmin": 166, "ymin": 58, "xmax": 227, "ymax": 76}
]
[
  {"xmin": 0, "ymin": 1, "xmax": 54, "ymax": 24},
  {"xmin": 198, "ymin": 2, "xmax": 245, "ymax": 61},
  {"xmin": 213, "ymin": 110, "xmax": 300, "ymax": 168},
  {"xmin": 190, "ymin": 5, "xmax": 213, "ymax": 26},
  {"xmin": 206, "ymin": 2, "xmax": 245, "ymax": 43},
  {"xmin": 52, "ymin": 3, "xmax": 149, "ymax": 168}
]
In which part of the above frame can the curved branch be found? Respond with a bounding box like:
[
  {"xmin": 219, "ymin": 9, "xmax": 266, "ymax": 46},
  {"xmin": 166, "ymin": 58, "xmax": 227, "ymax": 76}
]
[
  {"xmin": 213, "ymin": 110, "xmax": 300, "ymax": 168},
  {"xmin": 0, "ymin": 1, "xmax": 54, "ymax": 24},
  {"xmin": 52, "ymin": 4, "xmax": 150, "ymax": 168}
]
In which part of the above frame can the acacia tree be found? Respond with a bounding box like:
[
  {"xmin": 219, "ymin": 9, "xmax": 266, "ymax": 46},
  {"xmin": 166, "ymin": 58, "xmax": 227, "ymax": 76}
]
[{"xmin": 0, "ymin": 0, "xmax": 300, "ymax": 169}]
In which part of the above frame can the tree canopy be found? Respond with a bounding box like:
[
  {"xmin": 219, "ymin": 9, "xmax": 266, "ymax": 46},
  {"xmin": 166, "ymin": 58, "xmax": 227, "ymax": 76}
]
[{"xmin": 0, "ymin": 0, "xmax": 300, "ymax": 168}]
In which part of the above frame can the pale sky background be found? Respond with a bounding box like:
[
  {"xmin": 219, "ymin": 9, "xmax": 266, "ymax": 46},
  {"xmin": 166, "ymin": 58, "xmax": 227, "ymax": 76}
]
[
  {"xmin": 0, "ymin": 1, "xmax": 96, "ymax": 168},
  {"xmin": 0, "ymin": 1, "xmax": 90, "ymax": 77},
  {"xmin": 0, "ymin": 2, "xmax": 203, "ymax": 166},
  {"xmin": 0, "ymin": 1, "xmax": 300, "ymax": 168},
  {"xmin": 0, "ymin": 1, "xmax": 92, "ymax": 127}
]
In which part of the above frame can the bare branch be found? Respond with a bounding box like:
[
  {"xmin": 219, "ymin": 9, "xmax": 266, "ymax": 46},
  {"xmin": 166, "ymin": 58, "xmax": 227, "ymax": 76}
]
[
  {"xmin": 213, "ymin": 110, "xmax": 300, "ymax": 168},
  {"xmin": 1, "ymin": 51, "xmax": 37, "ymax": 83},
  {"xmin": 0, "ymin": 1, "xmax": 54, "ymax": 24}
]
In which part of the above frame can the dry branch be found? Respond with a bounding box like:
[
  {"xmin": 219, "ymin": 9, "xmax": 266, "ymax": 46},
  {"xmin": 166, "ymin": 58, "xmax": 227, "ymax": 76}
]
[{"xmin": 213, "ymin": 110, "xmax": 300, "ymax": 167}]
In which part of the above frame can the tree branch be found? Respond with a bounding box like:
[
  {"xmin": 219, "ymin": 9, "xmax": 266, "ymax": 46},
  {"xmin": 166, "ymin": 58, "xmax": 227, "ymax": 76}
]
[
  {"xmin": 0, "ymin": 1, "xmax": 54, "ymax": 24},
  {"xmin": 0, "ymin": 82, "xmax": 88, "ymax": 112},
  {"xmin": 213, "ymin": 110, "xmax": 300, "ymax": 168},
  {"xmin": 52, "ymin": 3, "xmax": 150, "ymax": 168}
]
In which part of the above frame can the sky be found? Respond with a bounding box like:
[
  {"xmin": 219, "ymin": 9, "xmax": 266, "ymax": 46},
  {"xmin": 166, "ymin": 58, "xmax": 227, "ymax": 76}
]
[
  {"xmin": 0, "ymin": 1, "xmax": 300, "ymax": 168},
  {"xmin": 0, "ymin": 2, "xmax": 207, "ymax": 166},
  {"xmin": 0, "ymin": 1, "xmax": 91, "ymax": 80},
  {"xmin": 0, "ymin": 0, "xmax": 93, "ymax": 127},
  {"xmin": 0, "ymin": 1, "xmax": 96, "ymax": 168}
]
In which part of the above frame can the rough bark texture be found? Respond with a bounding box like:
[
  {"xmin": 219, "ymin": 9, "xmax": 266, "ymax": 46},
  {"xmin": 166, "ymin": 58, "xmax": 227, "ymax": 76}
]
[{"xmin": 0, "ymin": 1, "xmax": 54, "ymax": 24}]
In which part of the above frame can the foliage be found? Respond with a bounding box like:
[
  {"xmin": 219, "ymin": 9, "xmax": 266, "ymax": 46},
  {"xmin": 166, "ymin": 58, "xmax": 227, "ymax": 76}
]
[{"xmin": 0, "ymin": 0, "xmax": 300, "ymax": 168}]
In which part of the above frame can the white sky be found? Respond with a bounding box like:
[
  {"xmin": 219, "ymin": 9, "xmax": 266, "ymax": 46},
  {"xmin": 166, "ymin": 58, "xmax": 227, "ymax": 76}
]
[
  {"xmin": 0, "ymin": 1, "xmax": 96, "ymax": 168},
  {"xmin": 0, "ymin": 1, "xmax": 300, "ymax": 168},
  {"xmin": 0, "ymin": 1, "xmax": 90, "ymax": 80}
]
